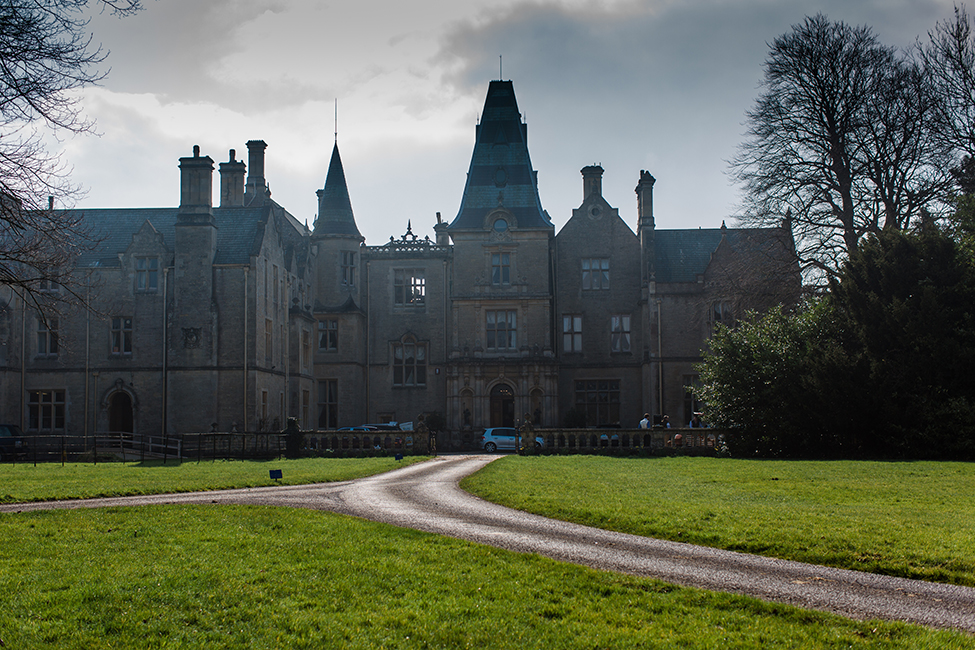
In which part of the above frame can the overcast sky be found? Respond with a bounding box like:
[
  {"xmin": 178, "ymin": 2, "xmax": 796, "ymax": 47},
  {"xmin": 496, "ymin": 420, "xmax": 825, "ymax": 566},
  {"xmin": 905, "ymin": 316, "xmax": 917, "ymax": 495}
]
[{"xmin": 63, "ymin": 0, "xmax": 951, "ymax": 244}]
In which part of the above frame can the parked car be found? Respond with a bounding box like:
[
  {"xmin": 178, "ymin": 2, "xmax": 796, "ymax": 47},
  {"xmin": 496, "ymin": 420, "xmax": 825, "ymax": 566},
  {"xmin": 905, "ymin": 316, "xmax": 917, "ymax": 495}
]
[
  {"xmin": 0, "ymin": 424, "xmax": 29, "ymax": 461},
  {"xmin": 480, "ymin": 427, "xmax": 545, "ymax": 452}
]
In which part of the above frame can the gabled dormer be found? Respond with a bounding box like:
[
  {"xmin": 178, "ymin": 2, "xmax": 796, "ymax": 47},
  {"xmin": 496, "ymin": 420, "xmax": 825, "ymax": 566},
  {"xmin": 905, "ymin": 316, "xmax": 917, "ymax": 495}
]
[{"xmin": 124, "ymin": 219, "xmax": 169, "ymax": 296}]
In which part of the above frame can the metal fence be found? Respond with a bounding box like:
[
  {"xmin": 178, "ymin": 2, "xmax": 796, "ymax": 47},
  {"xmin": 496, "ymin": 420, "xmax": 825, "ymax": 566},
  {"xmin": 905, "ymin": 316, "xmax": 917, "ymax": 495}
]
[
  {"xmin": 7, "ymin": 431, "xmax": 283, "ymax": 464},
  {"xmin": 4, "ymin": 427, "xmax": 723, "ymax": 464}
]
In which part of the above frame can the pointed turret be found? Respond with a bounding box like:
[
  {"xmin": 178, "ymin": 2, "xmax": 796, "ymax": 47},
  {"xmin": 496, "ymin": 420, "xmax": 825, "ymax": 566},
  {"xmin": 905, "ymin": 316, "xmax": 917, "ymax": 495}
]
[
  {"xmin": 313, "ymin": 142, "xmax": 362, "ymax": 239},
  {"xmin": 449, "ymin": 80, "xmax": 551, "ymax": 231}
]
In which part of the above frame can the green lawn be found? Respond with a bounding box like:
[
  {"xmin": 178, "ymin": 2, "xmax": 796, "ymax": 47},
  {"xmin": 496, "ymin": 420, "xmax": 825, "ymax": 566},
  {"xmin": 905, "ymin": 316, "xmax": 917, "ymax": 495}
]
[
  {"xmin": 461, "ymin": 456, "xmax": 975, "ymax": 586},
  {"xmin": 0, "ymin": 505, "xmax": 968, "ymax": 649},
  {"xmin": 0, "ymin": 456, "xmax": 426, "ymax": 503}
]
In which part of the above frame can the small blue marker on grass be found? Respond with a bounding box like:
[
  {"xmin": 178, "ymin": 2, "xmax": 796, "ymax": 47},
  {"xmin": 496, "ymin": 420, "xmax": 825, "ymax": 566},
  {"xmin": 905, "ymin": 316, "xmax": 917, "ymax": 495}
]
[{"xmin": 269, "ymin": 469, "xmax": 283, "ymax": 480}]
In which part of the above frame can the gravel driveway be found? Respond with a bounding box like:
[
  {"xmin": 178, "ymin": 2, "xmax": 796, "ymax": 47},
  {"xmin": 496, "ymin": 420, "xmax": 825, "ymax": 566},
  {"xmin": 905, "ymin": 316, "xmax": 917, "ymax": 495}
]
[{"xmin": 3, "ymin": 454, "xmax": 974, "ymax": 632}]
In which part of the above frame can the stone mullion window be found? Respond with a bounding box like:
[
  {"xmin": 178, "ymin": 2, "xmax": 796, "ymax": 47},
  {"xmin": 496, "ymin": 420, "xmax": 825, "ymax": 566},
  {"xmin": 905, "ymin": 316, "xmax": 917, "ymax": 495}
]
[
  {"xmin": 341, "ymin": 251, "xmax": 356, "ymax": 286},
  {"xmin": 318, "ymin": 379, "xmax": 338, "ymax": 429},
  {"xmin": 264, "ymin": 319, "xmax": 273, "ymax": 365},
  {"xmin": 574, "ymin": 379, "xmax": 620, "ymax": 426},
  {"xmin": 709, "ymin": 301, "xmax": 734, "ymax": 334},
  {"xmin": 394, "ymin": 269, "xmax": 425, "ymax": 306},
  {"xmin": 491, "ymin": 252, "xmax": 510, "ymax": 286},
  {"xmin": 28, "ymin": 389, "xmax": 65, "ymax": 431},
  {"xmin": 582, "ymin": 258, "xmax": 610, "ymax": 290},
  {"xmin": 486, "ymin": 310, "xmax": 517, "ymax": 350},
  {"xmin": 562, "ymin": 314, "xmax": 582, "ymax": 352},
  {"xmin": 36, "ymin": 317, "xmax": 59, "ymax": 357},
  {"xmin": 610, "ymin": 314, "xmax": 630, "ymax": 353},
  {"xmin": 136, "ymin": 257, "xmax": 158, "ymax": 292},
  {"xmin": 318, "ymin": 319, "xmax": 338, "ymax": 351},
  {"xmin": 393, "ymin": 339, "xmax": 427, "ymax": 387},
  {"xmin": 111, "ymin": 317, "xmax": 133, "ymax": 356}
]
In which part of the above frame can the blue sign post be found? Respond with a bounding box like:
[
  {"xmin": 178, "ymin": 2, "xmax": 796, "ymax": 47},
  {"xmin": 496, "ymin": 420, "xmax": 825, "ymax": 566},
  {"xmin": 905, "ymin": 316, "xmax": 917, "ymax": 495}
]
[{"xmin": 269, "ymin": 469, "xmax": 283, "ymax": 480}]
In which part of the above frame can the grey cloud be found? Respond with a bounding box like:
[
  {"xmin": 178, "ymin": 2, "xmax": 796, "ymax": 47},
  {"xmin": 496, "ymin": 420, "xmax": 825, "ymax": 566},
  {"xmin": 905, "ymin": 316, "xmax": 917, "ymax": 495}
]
[
  {"xmin": 432, "ymin": 0, "xmax": 956, "ymax": 228},
  {"xmin": 88, "ymin": 0, "xmax": 331, "ymax": 111}
]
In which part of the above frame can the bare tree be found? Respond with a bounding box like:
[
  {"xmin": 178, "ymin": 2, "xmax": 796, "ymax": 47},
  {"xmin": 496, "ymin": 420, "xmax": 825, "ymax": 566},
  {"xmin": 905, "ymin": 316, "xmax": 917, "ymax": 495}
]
[
  {"xmin": 732, "ymin": 15, "xmax": 951, "ymax": 283},
  {"xmin": 921, "ymin": 5, "xmax": 975, "ymax": 158},
  {"xmin": 0, "ymin": 0, "xmax": 141, "ymax": 312}
]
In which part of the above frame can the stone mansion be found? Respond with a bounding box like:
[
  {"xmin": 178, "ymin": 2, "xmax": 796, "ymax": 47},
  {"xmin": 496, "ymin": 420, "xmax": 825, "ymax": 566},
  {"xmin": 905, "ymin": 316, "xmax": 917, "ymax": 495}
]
[{"xmin": 0, "ymin": 80, "xmax": 799, "ymax": 438}]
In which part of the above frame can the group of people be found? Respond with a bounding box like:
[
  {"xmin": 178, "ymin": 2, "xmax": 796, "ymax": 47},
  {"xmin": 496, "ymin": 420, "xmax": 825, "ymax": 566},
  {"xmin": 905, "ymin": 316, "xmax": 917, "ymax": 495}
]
[{"xmin": 638, "ymin": 413, "xmax": 707, "ymax": 429}]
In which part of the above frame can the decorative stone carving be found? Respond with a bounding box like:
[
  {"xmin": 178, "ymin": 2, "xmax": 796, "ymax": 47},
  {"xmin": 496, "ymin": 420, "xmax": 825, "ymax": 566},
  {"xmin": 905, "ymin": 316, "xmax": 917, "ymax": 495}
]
[{"xmin": 182, "ymin": 327, "xmax": 202, "ymax": 349}]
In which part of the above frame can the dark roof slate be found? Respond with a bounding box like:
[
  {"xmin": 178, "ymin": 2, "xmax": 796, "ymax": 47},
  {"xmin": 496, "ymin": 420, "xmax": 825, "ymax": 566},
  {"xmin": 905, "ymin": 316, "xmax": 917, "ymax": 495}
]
[
  {"xmin": 653, "ymin": 227, "xmax": 783, "ymax": 283},
  {"xmin": 70, "ymin": 204, "xmax": 288, "ymax": 268},
  {"xmin": 313, "ymin": 142, "xmax": 362, "ymax": 239},
  {"xmin": 449, "ymin": 80, "xmax": 552, "ymax": 231}
]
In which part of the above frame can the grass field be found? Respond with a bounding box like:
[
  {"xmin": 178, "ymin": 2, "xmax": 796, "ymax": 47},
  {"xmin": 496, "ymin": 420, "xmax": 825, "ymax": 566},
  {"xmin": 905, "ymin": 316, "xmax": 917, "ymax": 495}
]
[
  {"xmin": 461, "ymin": 455, "xmax": 975, "ymax": 587},
  {"xmin": 1, "ymin": 455, "xmax": 972, "ymax": 647},
  {"xmin": 0, "ymin": 456, "xmax": 426, "ymax": 503},
  {"xmin": 0, "ymin": 505, "xmax": 970, "ymax": 648}
]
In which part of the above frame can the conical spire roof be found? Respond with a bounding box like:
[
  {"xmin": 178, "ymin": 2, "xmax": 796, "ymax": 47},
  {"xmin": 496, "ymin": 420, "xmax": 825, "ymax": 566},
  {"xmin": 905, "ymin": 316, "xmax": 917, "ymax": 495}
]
[
  {"xmin": 313, "ymin": 141, "xmax": 362, "ymax": 238},
  {"xmin": 449, "ymin": 80, "xmax": 552, "ymax": 231}
]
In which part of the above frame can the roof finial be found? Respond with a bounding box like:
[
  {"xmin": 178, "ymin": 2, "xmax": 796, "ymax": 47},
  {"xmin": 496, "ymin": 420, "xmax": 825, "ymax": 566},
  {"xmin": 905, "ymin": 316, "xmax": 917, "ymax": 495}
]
[
  {"xmin": 334, "ymin": 98, "xmax": 338, "ymax": 143},
  {"xmin": 499, "ymin": 55, "xmax": 502, "ymax": 80}
]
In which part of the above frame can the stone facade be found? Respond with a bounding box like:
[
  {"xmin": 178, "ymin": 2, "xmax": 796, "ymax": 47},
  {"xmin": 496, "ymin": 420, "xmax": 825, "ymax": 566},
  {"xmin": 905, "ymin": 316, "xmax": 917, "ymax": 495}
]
[{"xmin": 0, "ymin": 81, "xmax": 799, "ymax": 442}]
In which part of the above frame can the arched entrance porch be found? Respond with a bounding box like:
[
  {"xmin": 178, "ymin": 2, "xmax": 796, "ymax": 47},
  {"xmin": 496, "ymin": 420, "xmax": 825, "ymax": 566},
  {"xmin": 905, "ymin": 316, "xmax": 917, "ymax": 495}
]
[
  {"xmin": 108, "ymin": 391, "xmax": 134, "ymax": 434},
  {"xmin": 490, "ymin": 383, "xmax": 515, "ymax": 427}
]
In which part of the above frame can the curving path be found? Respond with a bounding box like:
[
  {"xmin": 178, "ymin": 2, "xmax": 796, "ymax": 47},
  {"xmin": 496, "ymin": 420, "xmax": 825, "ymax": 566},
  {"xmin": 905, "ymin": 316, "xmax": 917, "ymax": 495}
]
[{"xmin": 3, "ymin": 454, "xmax": 974, "ymax": 632}]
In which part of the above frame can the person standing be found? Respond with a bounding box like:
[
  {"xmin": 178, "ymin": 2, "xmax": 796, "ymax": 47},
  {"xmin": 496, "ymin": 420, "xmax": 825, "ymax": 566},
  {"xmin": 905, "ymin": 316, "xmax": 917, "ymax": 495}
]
[{"xmin": 639, "ymin": 413, "xmax": 651, "ymax": 429}]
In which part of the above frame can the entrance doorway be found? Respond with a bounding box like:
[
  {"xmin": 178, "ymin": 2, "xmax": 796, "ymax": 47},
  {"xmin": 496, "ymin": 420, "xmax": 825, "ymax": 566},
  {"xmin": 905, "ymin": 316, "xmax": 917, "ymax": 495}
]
[
  {"xmin": 108, "ymin": 391, "xmax": 134, "ymax": 434},
  {"xmin": 490, "ymin": 383, "xmax": 515, "ymax": 427}
]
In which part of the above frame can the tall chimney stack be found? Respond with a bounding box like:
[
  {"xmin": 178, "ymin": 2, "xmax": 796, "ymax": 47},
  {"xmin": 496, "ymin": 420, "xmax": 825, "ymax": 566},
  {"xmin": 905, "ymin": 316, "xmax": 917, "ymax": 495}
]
[
  {"xmin": 636, "ymin": 170, "xmax": 656, "ymax": 284},
  {"xmin": 581, "ymin": 164, "xmax": 604, "ymax": 199},
  {"xmin": 178, "ymin": 144, "xmax": 214, "ymax": 220},
  {"xmin": 244, "ymin": 140, "xmax": 268, "ymax": 204},
  {"xmin": 219, "ymin": 149, "xmax": 246, "ymax": 208},
  {"xmin": 636, "ymin": 170, "xmax": 655, "ymax": 227}
]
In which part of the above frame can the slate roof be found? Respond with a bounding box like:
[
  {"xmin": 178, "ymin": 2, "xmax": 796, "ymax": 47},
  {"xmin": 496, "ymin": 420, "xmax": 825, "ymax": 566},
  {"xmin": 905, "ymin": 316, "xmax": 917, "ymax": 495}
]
[
  {"xmin": 449, "ymin": 80, "xmax": 552, "ymax": 231},
  {"xmin": 70, "ymin": 204, "xmax": 293, "ymax": 268},
  {"xmin": 313, "ymin": 142, "xmax": 362, "ymax": 238},
  {"xmin": 653, "ymin": 227, "xmax": 788, "ymax": 283}
]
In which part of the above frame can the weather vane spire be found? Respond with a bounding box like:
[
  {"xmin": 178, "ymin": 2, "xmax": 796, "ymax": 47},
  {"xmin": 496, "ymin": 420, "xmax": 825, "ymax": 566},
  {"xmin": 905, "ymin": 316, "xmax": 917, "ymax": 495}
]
[
  {"xmin": 500, "ymin": 55, "xmax": 502, "ymax": 80},
  {"xmin": 334, "ymin": 98, "xmax": 338, "ymax": 143}
]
